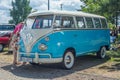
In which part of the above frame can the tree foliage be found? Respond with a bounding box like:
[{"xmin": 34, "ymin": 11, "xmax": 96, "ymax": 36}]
[
  {"xmin": 9, "ymin": 0, "xmax": 32, "ymax": 25},
  {"xmin": 80, "ymin": 0, "xmax": 120, "ymax": 24}
]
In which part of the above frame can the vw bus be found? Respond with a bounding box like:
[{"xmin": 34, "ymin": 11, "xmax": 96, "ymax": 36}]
[{"xmin": 19, "ymin": 11, "xmax": 110, "ymax": 69}]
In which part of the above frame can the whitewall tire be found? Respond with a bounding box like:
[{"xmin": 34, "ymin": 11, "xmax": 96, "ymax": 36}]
[
  {"xmin": 62, "ymin": 51, "xmax": 75, "ymax": 70},
  {"xmin": 97, "ymin": 46, "xmax": 106, "ymax": 59}
]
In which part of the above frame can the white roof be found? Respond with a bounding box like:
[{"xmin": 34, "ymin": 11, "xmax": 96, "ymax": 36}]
[{"xmin": 28, "ymin": 10, "xmax": 105, "ymax": 18}]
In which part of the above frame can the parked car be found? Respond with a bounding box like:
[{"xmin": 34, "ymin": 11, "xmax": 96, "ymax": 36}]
[{"xmin": 0, "ymin": 24, "xmax": 15, "ymax": 52}]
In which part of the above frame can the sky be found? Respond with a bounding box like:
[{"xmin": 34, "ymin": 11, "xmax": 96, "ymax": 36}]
[{"xmin": 0, "ymin": 0, "xmax": 83, "ymax": 24}]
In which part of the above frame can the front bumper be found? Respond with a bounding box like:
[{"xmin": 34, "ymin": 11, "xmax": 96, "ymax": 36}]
[{"xmin": 18, "ymin": 52, "xmax": 63, "ymax": 63}]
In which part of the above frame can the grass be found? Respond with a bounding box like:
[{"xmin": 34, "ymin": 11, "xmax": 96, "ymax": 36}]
[
  {"xmin": 107, "ymin": 34, "xmax": 120, "ymax": 62},
  {"xmin": 107, "ymin": 50, "xmax": 120, "ymax": 62}
]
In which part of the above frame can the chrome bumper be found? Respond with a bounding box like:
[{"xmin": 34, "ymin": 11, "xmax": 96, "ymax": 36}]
[{"xmin": 18, "ymin": 52, "xmax": 63, "ymax": 63}]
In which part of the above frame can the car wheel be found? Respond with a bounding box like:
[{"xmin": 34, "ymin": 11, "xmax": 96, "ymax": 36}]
[
  {"xmin": 62, "ymin": 51, "xmax": 75, "ymax": 70},
  {"xmin": 8, "ymin": 51, "xmax": 13, "ymax": 54},
  {"xmin": 0, "ymin": 44, "xmax": 4, "ymax": 52},
  {"xmin": 29, "ymin": 62, "xmax": 39, "ymax": 65},
  {"xmin": 97, "ymin": 46, "xmax": 106, "ymax": 59}
]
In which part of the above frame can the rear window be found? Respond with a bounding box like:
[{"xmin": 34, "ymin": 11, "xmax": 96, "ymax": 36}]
[{"xmin": 0, "ymin": 25, "xmax": 15, "ymax": 31}]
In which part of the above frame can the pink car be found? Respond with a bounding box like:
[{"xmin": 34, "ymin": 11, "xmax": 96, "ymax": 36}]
[{"xmin": 0, "ymin": 24, "xmax": 15, "ymax": 52}]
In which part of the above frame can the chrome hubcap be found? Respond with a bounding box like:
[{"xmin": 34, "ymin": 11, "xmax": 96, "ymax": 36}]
[
  {"xmin": 65, "ymin": 56, "xmax": 71, "ymax": 64},
  {"xmin": 64, "ymin": 52, "xmax": 74, "ymax": 69},
  {"xmin": 101, "ymin": 47, "xmax": 106, "ymax": 58}
]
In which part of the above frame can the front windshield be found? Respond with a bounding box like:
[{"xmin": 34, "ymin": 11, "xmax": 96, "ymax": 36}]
[
  {"xmin": 24, "ymin": 17, "xmax": 35, "ymax": 29},
  {"xmin": 32, "ymin": 15, "xmax": 53, "ymax": 29}
]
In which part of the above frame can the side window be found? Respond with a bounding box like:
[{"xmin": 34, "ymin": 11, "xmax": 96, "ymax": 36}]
[
  {"xmin": 94, "ymin": 18, "xmax": 101, "ymax": 28},
  {"xmin": 54, "ymin": 16, "xmax": 75, "ymax": 28},
  {"xmin": 76, "ymin": 17, "xmax": 85, "ymax": 28},
  {"xmin": 101, "ymin": 18, "xmax": 107, "ymax": 28},
  {"xmin": 43, "ymin": 19, "xmax": 52, "ymax": 28},
  {"xmin": 53, "ymin": 16, "xmax": 61, "ymax": 27},
  {"xmin": 85, "ymin": 17, "xmax": 94, "ymax": 28}
]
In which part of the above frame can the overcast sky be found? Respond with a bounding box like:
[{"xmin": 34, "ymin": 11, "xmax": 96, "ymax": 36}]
[{"xmin": 0, "ymin": 0, "xmax": 83, "ymax": 24}]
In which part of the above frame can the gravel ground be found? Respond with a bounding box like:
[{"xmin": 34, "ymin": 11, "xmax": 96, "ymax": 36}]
[{"xmin": 0, "ymin": 52, "xmax": 120, "ymax": 80}]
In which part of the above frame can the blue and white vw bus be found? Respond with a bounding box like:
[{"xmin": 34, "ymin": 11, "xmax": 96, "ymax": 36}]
[{"xmin": 19, "ymin": 11, "xmax": 110, "ymax": 69}]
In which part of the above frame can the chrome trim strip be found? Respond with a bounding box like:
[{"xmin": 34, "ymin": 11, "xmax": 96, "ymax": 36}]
[
  {"xmin": 38, "ymin": 58, "xmax": 63, "ymax": 63},
  {"xmin": 53, "ymin": 28, "xmax": 109, "ymax": 31},
  {"xmin": 19, "ymin": 52, "xmax": 63, "ymax": 63}
]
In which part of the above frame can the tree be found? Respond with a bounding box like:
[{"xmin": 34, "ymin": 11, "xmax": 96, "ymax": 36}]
[
  {"xmin": 9, "ymin": 0, "xmax": 32, "ymax": 25},
  {"xmin": 80, "ymin": 0, "xmax": 120, "ymax": 24}
]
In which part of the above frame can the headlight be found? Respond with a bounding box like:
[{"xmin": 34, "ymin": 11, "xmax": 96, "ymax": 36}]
[{"xmin": 39, "ymin": 44, "xmax": 47, "ymax": 51}]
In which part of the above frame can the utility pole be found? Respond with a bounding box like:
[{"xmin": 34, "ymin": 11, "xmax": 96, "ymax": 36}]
[
  {"xmin": 60, "ymin": 4, "xmax": 63, "ymax": 10},
  {"xmin": 48, "ymin": 0, "xmax": 50, "ymax": 10}
]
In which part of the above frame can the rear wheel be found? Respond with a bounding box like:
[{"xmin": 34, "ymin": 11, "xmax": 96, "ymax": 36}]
[
  {"xmin": 0, "ymin": 44, "xmax": 4, "ymax": 52},
  {"xmin": 62, "ymin": 51, "xmax": 75, "ymax": 70},
  {"xmin": 97, "ymin": 46, "xmax": 106, "ymax": 59}
]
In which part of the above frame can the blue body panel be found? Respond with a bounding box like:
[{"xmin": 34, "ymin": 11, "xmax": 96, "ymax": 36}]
[{"xmin": 19, "ymin": 29, "xmax": 110, "ymax": 58}]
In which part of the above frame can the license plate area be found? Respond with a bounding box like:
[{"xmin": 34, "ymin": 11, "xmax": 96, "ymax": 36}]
[{"xmin": 20, "ymin": 57, "xmax": 33, "ymax": 62}]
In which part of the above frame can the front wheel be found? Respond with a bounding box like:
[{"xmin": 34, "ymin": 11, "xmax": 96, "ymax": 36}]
[
  {"xmin": 62, "ymin": 51, "xmax": 75, "ymax": 70},
  {"xmin": 97, "ymin": 46, "xmax": 106, "ymax": 59},
  {"xmin": 29, "ymin": 62, "xmax": 39, "ymax": 65}
]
